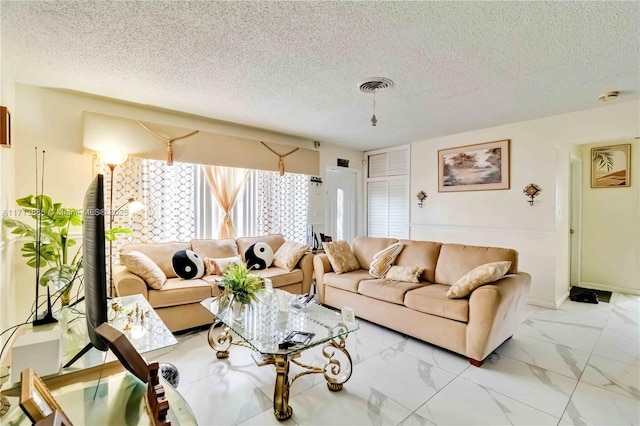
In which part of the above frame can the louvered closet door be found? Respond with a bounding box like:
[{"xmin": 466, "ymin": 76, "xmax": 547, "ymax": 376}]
[
  {"xmin": 367, "ymin": 178, "xmax": 409, "ymax": 239},
  {"xmin": 365, "ymin": 147, "xmax": 409, "ymax": 239}
]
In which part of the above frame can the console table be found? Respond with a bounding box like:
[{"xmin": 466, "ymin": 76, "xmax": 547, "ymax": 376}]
[{"xmin": 1, "ymin": 294, "xmax": 177, "ymax": 396}]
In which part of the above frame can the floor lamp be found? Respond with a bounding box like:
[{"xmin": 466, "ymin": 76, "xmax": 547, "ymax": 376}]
[{"xmin": 101, "ymin": 152, "xmax": 129, "ymax": 298}]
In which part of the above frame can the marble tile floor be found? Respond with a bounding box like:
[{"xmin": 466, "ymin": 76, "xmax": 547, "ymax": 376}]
[{"xmin": 156, "ymin": 293, "xmax": 639, "ymax": 425}]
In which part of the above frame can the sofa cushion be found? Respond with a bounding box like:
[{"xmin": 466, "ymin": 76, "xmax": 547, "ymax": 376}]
[
  {"xmin": 358, "ymin": 279, "xmax": 424, "ymax": 304},
  {"xmin": 396, "ymin": 240, "xmax": 442, "ymax": 283},
  {"xmin": 323, "ymin": 241, "xmax": 361, "ymax": 274},
  {"xmin": 447, "ymin": 261, "xmax": 511, "ymax": 298},
  {"xmin": 147, "ymin": 277, "xmax": 215, "ymax": 308},
  {"xmin": 435, "ymin": 243, "xmax": 518, "ymax": 285},
  {"xmin": 191, "ymin": 238, "xmax": 238, "ymax": 259},
  {"xmin": 247, "ymin": 267, "xmax": 303, "ymax": 288},
  {"xmin": 120, "ymin": 251, "xmax": 167, "ymax": 290},
  {"xmin": 121, "ymin": 242, "xmax": 191, "ymax": 278},
  {"xmin": 273, "ymin": 241, "xmax": 308, "ymax": 271},
  {"xmin": 236, "ymin": 234, "xmax": 286, "ymax": 261},
  {"xmin": 352, "ymin": 237, "xmax": 399, "ymax": 270},
  {"xmin": 404, "ymin": 284, "xmax": 469, "ymax": 322},
  {"xmin": 323, "ymin": 270, "xmax": 375, "ymax": 293},
  {"xmin": 369, "ymin": 242, "xmax": 404, "ymax": 278},
  {"xmin": 385, "ymin": 265, "xmax": 424, "ymax": 283}
]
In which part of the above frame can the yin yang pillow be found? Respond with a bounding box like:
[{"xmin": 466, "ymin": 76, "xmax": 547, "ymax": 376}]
[
  {"xmin": 244, "ymin": 242, "xmax": 274, "ymax": 270},
  {"xmin": 172, "ymin": 250, "xmax": 206, "ymax": 280}
]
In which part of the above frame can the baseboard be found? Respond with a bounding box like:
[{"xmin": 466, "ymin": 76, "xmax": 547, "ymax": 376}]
[
  {"xmin": 579, "ymin": 281, "xmax": 640, "ymax": 296},
  {"xmin": 526, "ymin": 297, "xmax": 557, "ymax": 309},
  {"xmin": 555, "ymin": 291, "xmax": 570, "ymax": 308}
]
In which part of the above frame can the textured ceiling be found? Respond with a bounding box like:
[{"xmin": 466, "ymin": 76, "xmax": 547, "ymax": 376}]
[{"xmin": 1, "ymin": 1, "xmax": 639, "ymax": 150}]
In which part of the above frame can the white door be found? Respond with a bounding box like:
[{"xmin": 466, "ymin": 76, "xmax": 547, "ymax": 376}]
[
  {"xmin": 569, "ymin": 155, "xmax": 582, "ymax": 287},
  {"xmin": 325, "ymin": 168, "xmax": 358, "ymax": 243}
]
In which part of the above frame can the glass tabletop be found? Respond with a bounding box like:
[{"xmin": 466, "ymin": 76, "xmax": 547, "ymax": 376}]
[
  {"xmin": 201, "ymin": 290, "xmax": 359, "ymax": 355},
  {"xmin": 2, "ymin": 371, "xmax": 195, "ymax": 425}
]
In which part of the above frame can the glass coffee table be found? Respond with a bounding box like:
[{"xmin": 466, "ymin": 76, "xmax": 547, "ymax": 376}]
[{"xmin": 201, "ymin": 290, "xmax": 359, "ymax": 421}]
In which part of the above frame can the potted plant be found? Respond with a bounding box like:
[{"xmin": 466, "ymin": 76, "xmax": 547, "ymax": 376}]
[
  {"xmin": 3, "ymin": 195, "xmax": 82, "ymax": 306},
  {"xmin": 219, "ymin": 263, "xmax": 262, "ymax": 313}
]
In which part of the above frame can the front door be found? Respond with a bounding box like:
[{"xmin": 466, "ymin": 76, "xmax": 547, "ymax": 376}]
[{"xmin": 325, "ymin": 168, "xmax": 358, "ymax": 243}]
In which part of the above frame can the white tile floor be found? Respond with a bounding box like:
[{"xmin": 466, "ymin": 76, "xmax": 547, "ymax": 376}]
[{"xmin": 157, "ymin": 293, "xmax": 640, "ymax": 425}]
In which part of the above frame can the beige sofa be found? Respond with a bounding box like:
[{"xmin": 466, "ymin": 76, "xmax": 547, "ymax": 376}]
[
  {"xmin": 313, "ymin": 237, "xmax": 531, "ymax": 366},
  {"xmin": 114, "ymin": 234, "xmax": 313, "ymax": 332}
]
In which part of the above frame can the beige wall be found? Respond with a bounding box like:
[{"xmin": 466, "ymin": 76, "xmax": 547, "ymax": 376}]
[
  {"xmin": 410, "ymin": 101, "xmax": 639, "ymax": 307},
  {"xmin": 580, "ymin": 140, "xmax": 639, "ymax": 294},
  {"xmin": 1, "ymin": 84, "xmax": 362, "ymax": 334}
]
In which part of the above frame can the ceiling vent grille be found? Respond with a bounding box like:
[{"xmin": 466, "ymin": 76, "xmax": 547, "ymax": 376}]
[{"xmin": 359, "ymin": 78, "xmax": 394, "ymax": 93}]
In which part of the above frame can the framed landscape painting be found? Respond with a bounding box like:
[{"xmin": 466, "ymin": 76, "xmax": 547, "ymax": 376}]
[
  {"xmin": 591, "ymin": 144, "xmax": 631, "ymax": 188},
  {"xmin": 438, "ymin": 139, "xmax": 510, "ymax": 192}
]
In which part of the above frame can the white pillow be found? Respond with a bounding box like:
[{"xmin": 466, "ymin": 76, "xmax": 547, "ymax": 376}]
[{"xmin": 208, "ymin": 256, "xmax": 242, "ymax": 275}]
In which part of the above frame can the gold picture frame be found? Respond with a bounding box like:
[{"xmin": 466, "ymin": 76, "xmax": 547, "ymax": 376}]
[
  {"xmin": 19, "ymin": 369, "xmax": 69, "ymax": 424},
  {"xmin": 0, "ymin": 106, "xmax": 10, "ymax": 148},
  {"xmin": 591, "ymin": 144, "xmax": 631, "ymax": 188},
  {"xmin": 438, "ymin": 139, "xmax": 510, "ymax": 192}
]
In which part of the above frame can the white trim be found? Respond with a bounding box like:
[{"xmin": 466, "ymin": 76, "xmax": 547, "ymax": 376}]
[
  {"xmin": 580, "ymin": 281, "xmax": 640, "ymax": 296},
  {"xmin": 410, "ymin": 223, "xmax": 555, "ymax": 235},
  {"xmin": 325, "ymin": 167, "xmax": 362, "ymax": 242},
  {"xmin": 527, "ymin": 297, "xmax": 559, "ymax": 309},
  {"xmin": 555, "ymin": 291, "xmax": 570, "ymax": 308},
  {"xmin": 569, "ymin": 153, "xmax": 582, "ymax": 287},
  {"xmin": 364, "ymin": 143, "xmax": 411, "ymax": 157}
]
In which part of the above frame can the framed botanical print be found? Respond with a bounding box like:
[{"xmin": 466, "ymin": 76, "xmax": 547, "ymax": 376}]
[
  {"xmin": 438, "ymin": 139, "xmax": 510, "ymax": 192},
  {"xmin": 591, "ymin": 144, "xmax": 631, "ymax": 188}
]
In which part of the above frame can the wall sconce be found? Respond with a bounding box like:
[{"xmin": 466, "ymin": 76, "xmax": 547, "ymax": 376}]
[
  {"xmin": 523, "ymin": 184, "xmax": 541, "ymax": 206},
  {"xmin": 416, "ymin": 191, "xmax": 428, "ymax": 208}
]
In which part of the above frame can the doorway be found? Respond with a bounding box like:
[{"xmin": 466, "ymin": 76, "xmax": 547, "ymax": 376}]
[
  {"xmin": 569, "ymin": 154, "xmax": 582, "ymax": 287},
  {"xmin": 325, "ymin": 167, "xmax": 358, "ymax": 243}
]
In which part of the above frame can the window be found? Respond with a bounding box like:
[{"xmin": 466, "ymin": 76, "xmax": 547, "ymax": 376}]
[
  {"xmin": 365, "ymin": 146, "xmax": 409, "ymax": 239},
  {"xmin": 98, "ymin": 157, "xmax": 310, "ymax": 257}
]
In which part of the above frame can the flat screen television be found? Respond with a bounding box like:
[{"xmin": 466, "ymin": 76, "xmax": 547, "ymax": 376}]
[{"xmin": 63, "ymin": 174, "xmax": 108, "ymax": 367}]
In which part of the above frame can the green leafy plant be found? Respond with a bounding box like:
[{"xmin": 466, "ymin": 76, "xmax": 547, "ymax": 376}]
[
  {"xmin": 3, "ymin": 195, "xmax": 83, "ymax": 290},
  {"xmin": 220, "ymin": 263, "xmax": 263, "ymax": 305}
]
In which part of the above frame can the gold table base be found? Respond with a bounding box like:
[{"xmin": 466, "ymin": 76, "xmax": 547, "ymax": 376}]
[{"xmin": 207, "ymin": 326, "xmax": 353, "ymax": 421}]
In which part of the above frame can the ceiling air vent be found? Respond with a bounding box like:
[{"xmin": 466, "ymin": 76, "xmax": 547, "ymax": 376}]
[{"xmin": 359, "ymin": 78, "xmax": 394, "ymax": 93}]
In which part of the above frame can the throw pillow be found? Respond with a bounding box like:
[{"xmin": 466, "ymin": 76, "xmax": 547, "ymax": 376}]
[
  {"xmin": 172, "ymin": 250, "xmax": 206, "ymax": 280},
  {"xmin": 446, "ymin": 261, "xmax": 512, "ymax": 299},
  {"xmin": 208, "ymin": 256, "xmax": 242, "ymax": 275},
  {"xmin": 120, "ymin": 251, "xmax": 167, "ymax": 290},
  {"xmin": 323, "ymin": 241, "xmax": 360, "ymax": 274},
  {"xmin": 273, "ymin": 241, "xmax": 309, "ymax": 272},
  {"xmin": 245, "ymin": 242, "xmax": 274, "ymax": 271},
  {"xmin": 385, "ymin": 265, "xmax": 424, "ymax": 283},
  {"xmin": 369, "ymin": 242, "xmax": 404, "ymax": 278}
]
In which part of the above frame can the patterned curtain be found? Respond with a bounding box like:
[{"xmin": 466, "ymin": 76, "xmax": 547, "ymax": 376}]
[
  {"xmin": 257, "ymin": 172, "xmax": 309, "ymax": 243},
  {"xmin": 94, "ymin": 156, "xmax": 196, "ymax": 268}
]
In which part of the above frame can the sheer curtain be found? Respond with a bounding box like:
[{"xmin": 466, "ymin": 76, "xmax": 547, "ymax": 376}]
[{"xmin": 200, "ymin": 165, "xmax": 251, "ymax": 239}]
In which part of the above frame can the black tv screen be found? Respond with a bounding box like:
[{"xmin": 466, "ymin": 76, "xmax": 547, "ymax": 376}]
[{"xmin": 82, "ymin": 174, "xmax": 108, "ymax": 352}]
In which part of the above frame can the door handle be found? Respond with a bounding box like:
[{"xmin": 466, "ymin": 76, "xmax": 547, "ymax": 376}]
[{"xmin": 570, "ymin": 229, "xmax": 574, "ymax": 234}]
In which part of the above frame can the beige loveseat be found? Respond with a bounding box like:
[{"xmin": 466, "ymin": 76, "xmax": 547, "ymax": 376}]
[
  {"xmin": 114, "ymin": 234, "xmax": 313, "ymax": 332},
  {"xmin": 313, "ymin": 237, "xmax": 531, "ymax": 366}
]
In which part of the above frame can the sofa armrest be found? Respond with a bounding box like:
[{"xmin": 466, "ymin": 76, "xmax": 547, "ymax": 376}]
[
  {"xmin": 297, "ymin": 253, "xmax": 314, "ymax": 294},
  {"xmin": 313, "ymin": 254, "xmax": 333, "ymax": 303},
  {"xmin": 113, "ymin": 265, "xmax": 149, "ymax": 299},
  {"xmin": 466, "ymin": 272, "xmax": 531, "ymax": 362}
]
